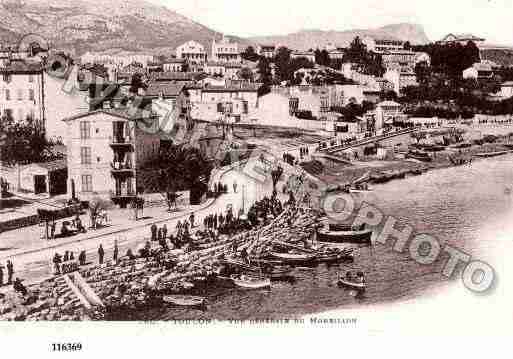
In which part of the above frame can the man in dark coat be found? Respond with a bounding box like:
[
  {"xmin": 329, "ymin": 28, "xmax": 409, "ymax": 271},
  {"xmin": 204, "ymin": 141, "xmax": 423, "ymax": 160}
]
[
  {"xmin": 6, "ymin": 260, "xmax": 13, "ymax": 285},
  {"xmin": 151, "ymin": 224, "xmax": 158, "ymax": 241},
  {"xmin": 98, "ymin": 244, "xmax": 105, "ymax": 265}
]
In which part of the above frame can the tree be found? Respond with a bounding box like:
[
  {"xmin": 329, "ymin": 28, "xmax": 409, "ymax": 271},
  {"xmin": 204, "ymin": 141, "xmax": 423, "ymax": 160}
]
[
  {"xmin": 274, "ymin": 46, "xmax": 292, "ymax": 83},
  {"xmin": 0, "ymin": 114, "xmax": 55, "ymax": 166},
  {"xmin": 415, "ymin": 61, "xmax": 431, "ymax": 85},
  {"xmin": 129, "ymin": 73, "xmax": 146, "ymax": 94},
  {"xmin": 241, "ymin": 46, "xmax": 260, "ymax": 62},
  {"xmin": 237, "ymin": 67, "xmax": 254, "ymax": 82},
  {"xmin": 142, "ymin": 144, "xmax": 213, "ymax": 205}
]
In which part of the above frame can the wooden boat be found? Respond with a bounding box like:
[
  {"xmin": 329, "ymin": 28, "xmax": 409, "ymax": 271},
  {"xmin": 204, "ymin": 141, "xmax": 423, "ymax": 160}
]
[
  {"xmin": 349, "ymin": 187, "xmax": 373, "ymax": 194},
  {"xmin": 163, "ymin": 295, "xmax": 206, "ymax": 307},
  {"xmin": 231, "ymin": 275, "xmax": 271, "ymax": 289},
  {"xmin": 337, "ymin": 279, "xmax": 366, "ymax": 291},
  {"xmin": 269, "ymin": 252, "xmax": 317, "ymax": 264},
  {"xmin": 474, "ymin": 151, "xmax": 510, "ymax": 158},
  {"xmin": 406, "ymin": 150, "xmax": 432, "ymax": 162},
  {"xmin": 316, "ymin": 251, "xmax": 354, "ymax": 263},
  {"xmin": 317, "ymin": 224, "xmax": 372, "ymax": 244}
]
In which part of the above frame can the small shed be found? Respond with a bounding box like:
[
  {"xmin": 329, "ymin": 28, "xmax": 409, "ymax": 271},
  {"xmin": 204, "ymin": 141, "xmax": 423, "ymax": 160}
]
[{"xmin": 19, "ymin": 159, "xmax": 68, "ymax": 196}]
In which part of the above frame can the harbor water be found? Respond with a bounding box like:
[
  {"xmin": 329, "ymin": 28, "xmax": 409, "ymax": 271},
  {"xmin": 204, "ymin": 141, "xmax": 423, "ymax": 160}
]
[{"xmin": 116, "ymin": 155, "xmax": 513, "ymax": 321}]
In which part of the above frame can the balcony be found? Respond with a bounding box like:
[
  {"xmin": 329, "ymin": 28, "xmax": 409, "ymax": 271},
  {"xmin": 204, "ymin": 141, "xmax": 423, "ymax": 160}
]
[{"xmin": 110, "ymin": 162, "xmax": 135, "ymax": 177}]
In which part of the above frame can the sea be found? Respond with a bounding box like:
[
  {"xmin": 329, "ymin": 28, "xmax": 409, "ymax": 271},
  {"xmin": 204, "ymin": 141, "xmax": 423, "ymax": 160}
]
[{"xmin": 113, "ymin": 154, "xmax": 513, "ymax": 321}]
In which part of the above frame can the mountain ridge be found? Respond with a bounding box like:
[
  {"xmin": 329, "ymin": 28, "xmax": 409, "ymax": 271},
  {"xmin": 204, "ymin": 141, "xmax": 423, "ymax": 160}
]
[{"xmin": 0, "ymin": 1, "xmax": 429, "ymax": 56}]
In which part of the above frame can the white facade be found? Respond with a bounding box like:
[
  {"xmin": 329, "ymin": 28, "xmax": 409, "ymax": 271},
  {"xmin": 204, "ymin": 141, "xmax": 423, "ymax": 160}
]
[
  {"xmin": 211, "ymin": 36, "xmax": 241, "ymax": 63},
  {"xmin": 362, "ymin": 37, "xmax": 404, "ymax": 53},
  {"xmin": 500, "ymin": 82, "xmax": 513, "ymax": 99},
  {"xmin": 176, "ymin": 40, "xmax": 207, "ymax": 64},
  {"xmin": 0, "ymin": 64, "xmax": 44, "ymax": 124}
]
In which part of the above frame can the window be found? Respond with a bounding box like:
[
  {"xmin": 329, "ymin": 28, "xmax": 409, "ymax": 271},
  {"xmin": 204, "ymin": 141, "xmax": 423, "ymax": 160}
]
[
  {"xmin": 28, "ymin": 89, "xmax": 34, "ymax": 101},
  {"xmin": 17, "ymin": 89, "xmax": 23, "ymax": 101},
  {"xmin": 80, "ymin": 147, "xmax": 91, "ymax": 165},
  {"xmin": 80, "ymin": 121, "xmax": 91, "ymax": 139},
  {"xmin": 81, "ymin": 175, "xmax": 93, "ymax": 192},
  {"xmin": 5, "ymin": 89, "xmax": 10, "ymax": 101},
  {"xmin": 4, "ymin": 109, "xmax": 12, "ymax": 118},
  {"xmin": 28, "ymin": 75, "xmax": 34, "ymax": 83},
  {"xmin": 3, "ymin": 74, "xmax": 11, "ymax": 83}
]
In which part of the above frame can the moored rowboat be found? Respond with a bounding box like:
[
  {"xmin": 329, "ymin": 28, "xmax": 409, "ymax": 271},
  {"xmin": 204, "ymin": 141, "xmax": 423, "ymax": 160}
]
[
  {"xmin": 231, "ymin": 275, "xmax": 271, "ymax": 289},
  {"xmin": 269, "ymin": 252, "xmax": 317, "ymax": 264},
  {"xmin": 163, "ymin": 295, "xmax": 206, "ymax": 307},
  {"xmin": 337, "ymin": 279, "xmax": 366, "ymax": 291}
]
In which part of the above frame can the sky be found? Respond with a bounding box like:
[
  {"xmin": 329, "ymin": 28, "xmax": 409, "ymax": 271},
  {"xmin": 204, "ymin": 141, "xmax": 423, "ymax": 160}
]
[{"xmin": 148, "ymin": 0, "xmax": 513, "ymax": 45}]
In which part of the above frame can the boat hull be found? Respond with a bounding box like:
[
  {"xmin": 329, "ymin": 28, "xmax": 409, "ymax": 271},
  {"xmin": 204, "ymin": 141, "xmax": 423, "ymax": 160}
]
[
  {"xmin": 317, "ymin": 229, "xmax": 372, "ymax": 244},
  {"xmin": 337, "ymin": 280, "xmax": 366, "ymax": 291},
  {"xmin": 163, "ymin": 295, "xmax": 206, "ymax": 307},
  {"xmin": 231, "ymin": 276, "xmax": 271, "ymax": 289},
  {"xmin": 269, "ymin": 252, "xmax": 317, "ymax": 264}
]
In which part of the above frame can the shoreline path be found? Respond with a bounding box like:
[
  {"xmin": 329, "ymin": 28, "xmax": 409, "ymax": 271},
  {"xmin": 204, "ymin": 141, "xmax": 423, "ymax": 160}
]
[{"xmin": 0, "ymin": 163, "xmax": 273, "ymax": 289}]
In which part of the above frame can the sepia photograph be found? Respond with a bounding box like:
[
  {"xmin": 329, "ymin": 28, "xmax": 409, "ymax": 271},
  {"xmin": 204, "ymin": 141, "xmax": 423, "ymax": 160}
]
[{"xmin": 0, "ymin": 0, "xmax": 512, "ymax": 354}]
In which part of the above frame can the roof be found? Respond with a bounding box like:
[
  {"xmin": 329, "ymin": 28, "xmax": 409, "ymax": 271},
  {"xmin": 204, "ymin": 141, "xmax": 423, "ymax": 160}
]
[
  {"xmin": 162, "ymin": 58, "xmax": 186, "ymax": 64},
  {"xmin": 0, "ymin": 60, "xmax": 43, "ymax": 74},
  {"xmin": 473, "ymin": 62, "xmax": 493, "ymax": 72},
  {"xmin": 377, "ymin": 100, "xmax": 402, "ymax": 107},
  {"xmin": 151, "ymin": 71, "xmax": 204, "ymax": 82},
  {"xmin": 33, "ymin": 159, "xmax": 67, "ymax": 172},
  {"xmin": 202, "ymin": 83, "xmax": 260, "ymax": 93},
  {"xmin": 62, "ymin": 108, "xmax": 147, "ymax": 122},
  {"xmin": 145, "ymin": 82, "xmax": 186, "ymax": 97}
]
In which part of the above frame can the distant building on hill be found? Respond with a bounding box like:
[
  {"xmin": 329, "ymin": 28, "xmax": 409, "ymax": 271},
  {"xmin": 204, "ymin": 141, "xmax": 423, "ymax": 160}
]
[
  {"xmin": 257, "ymin": 45, "xmax": 276, "ymax": 58},
  {"xmin": 362, "ymin": 36, "xmax": 404, "ymax": 54},
  {"xmin": 290, "ymin": 51, "xmax": 316, "ymax": 63},
  {"xmin": 438, "ymin": 33, "xmax": 485, "ymax": 47},
  {"xmin": 211, "ymin": 36, "xmax": 241, "ymax": 63},
  {"xmin": 176, "ymin": 40, "xmax": 207, "ymax": 65}
]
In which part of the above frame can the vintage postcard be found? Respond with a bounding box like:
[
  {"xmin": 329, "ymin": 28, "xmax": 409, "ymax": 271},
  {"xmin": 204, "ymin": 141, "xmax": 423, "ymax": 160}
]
[{"xmin": 0, "ymin": 0, "xmax": 512, "ymax": 355}]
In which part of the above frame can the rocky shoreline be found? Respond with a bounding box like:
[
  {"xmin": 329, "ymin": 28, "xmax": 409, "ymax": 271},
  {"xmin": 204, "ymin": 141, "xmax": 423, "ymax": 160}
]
[{"xmin": 0, "ymin": 204, "xmax": 319, "ymax": 321}]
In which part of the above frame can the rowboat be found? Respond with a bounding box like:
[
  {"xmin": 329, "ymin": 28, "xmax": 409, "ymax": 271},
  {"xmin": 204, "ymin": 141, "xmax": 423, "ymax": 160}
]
[
  {"xmin": 349, "ymin": 187, "xmax": 373, "ymax": 194},
  {"xmin": 317, "ymin": 224, "xmax": 372, "ymax": 244},
  {"xmin": 269, "ymin": 252, "xmax": 317, "ymax": 264},
  {"xmin": 316, "ymin": 251, "xmax": 354, "ymax": 264},
  {"xmin": 163, "ymin": 295, "xmax": 206, "ymax": 307},
  {"xmin": 337, "ymin": 279, "xmax": 366, "ymax": 291},
  {"xmin": 231, "ymin": 275, "xmax": 271, "ymax": 290}
]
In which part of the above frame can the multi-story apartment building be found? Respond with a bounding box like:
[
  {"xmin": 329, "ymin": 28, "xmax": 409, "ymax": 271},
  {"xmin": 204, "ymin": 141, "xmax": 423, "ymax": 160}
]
[
  {"xmin": 190, "ymin": 83, "xmax": 260, "ymax": 123},
  {"xmin": 362, "ymin": 36, "xmax": 404, "ymax": 54},
  {"xmin": 162, "ymin": 58, "xmax": 186, "ymax": 72},
  {"xmin": 63, "ymin": 108, "xmax": 160, "ymax": 207},
  {"xmin": 211, "ymin": 36, "xmax": 241, "ymax": 63},
  {"xmin": 381, "ymin": 50, "xmax": 418, "ymax": 73},
  {"xmin": 176, "ymin": 40, "xmax": 207, "ymax": 65},
  {"xmin": 0, "ymin": 60, "xmax": 45, "ymax": 123}
]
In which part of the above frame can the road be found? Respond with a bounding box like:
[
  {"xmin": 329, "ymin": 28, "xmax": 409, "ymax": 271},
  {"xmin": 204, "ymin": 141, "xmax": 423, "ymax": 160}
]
[{"xmin": 0, "ymin": 166, "xmax": 273, "ymax": 289}]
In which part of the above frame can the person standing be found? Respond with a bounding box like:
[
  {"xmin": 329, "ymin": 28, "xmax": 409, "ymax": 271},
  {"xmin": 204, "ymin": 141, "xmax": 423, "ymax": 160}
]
[
  {"xmin": 113, "ymin": 240, "xmax": 119, "ymax": 263},
  {"xmin": 0, "ymin": 264, "xmax": 4, "ymax": 287},
  {"xmin": 98, "ymin": 244, "xmax": 105, "ymax": 265},
  {"xmin": 151, "ymin": 224, "xmax": 157, "ymax": 241},
  {"xmin": 78, "ymin": 251, "xmax": 86, "ymax": 266},
  {"xmin": 52, "ymin": 253, "xmax": 62, "ymax": 275},
  {"xmin": 6, "ymin": 260, "xmax": 13, "ymax": 285},
  {"xmin": 189, "ymin": 213, "xmax": 195, "ymax": 228},
  {"xmin": 233, "ymin": 181, "xmax": 237, "ymax": 193},
  {"xmin": 162, "ymin": 224, "xmax": 168, "ymax": 239}
]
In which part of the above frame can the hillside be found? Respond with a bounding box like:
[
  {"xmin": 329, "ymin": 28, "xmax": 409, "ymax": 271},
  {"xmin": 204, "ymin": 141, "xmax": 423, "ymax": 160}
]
[
  {"xmin": 0, "ymin": 0, "xmax": 247, "ymax": 56},
  {"xmin": 249, "ymin": 23, "xmax": 430, "ymax": 50}
]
